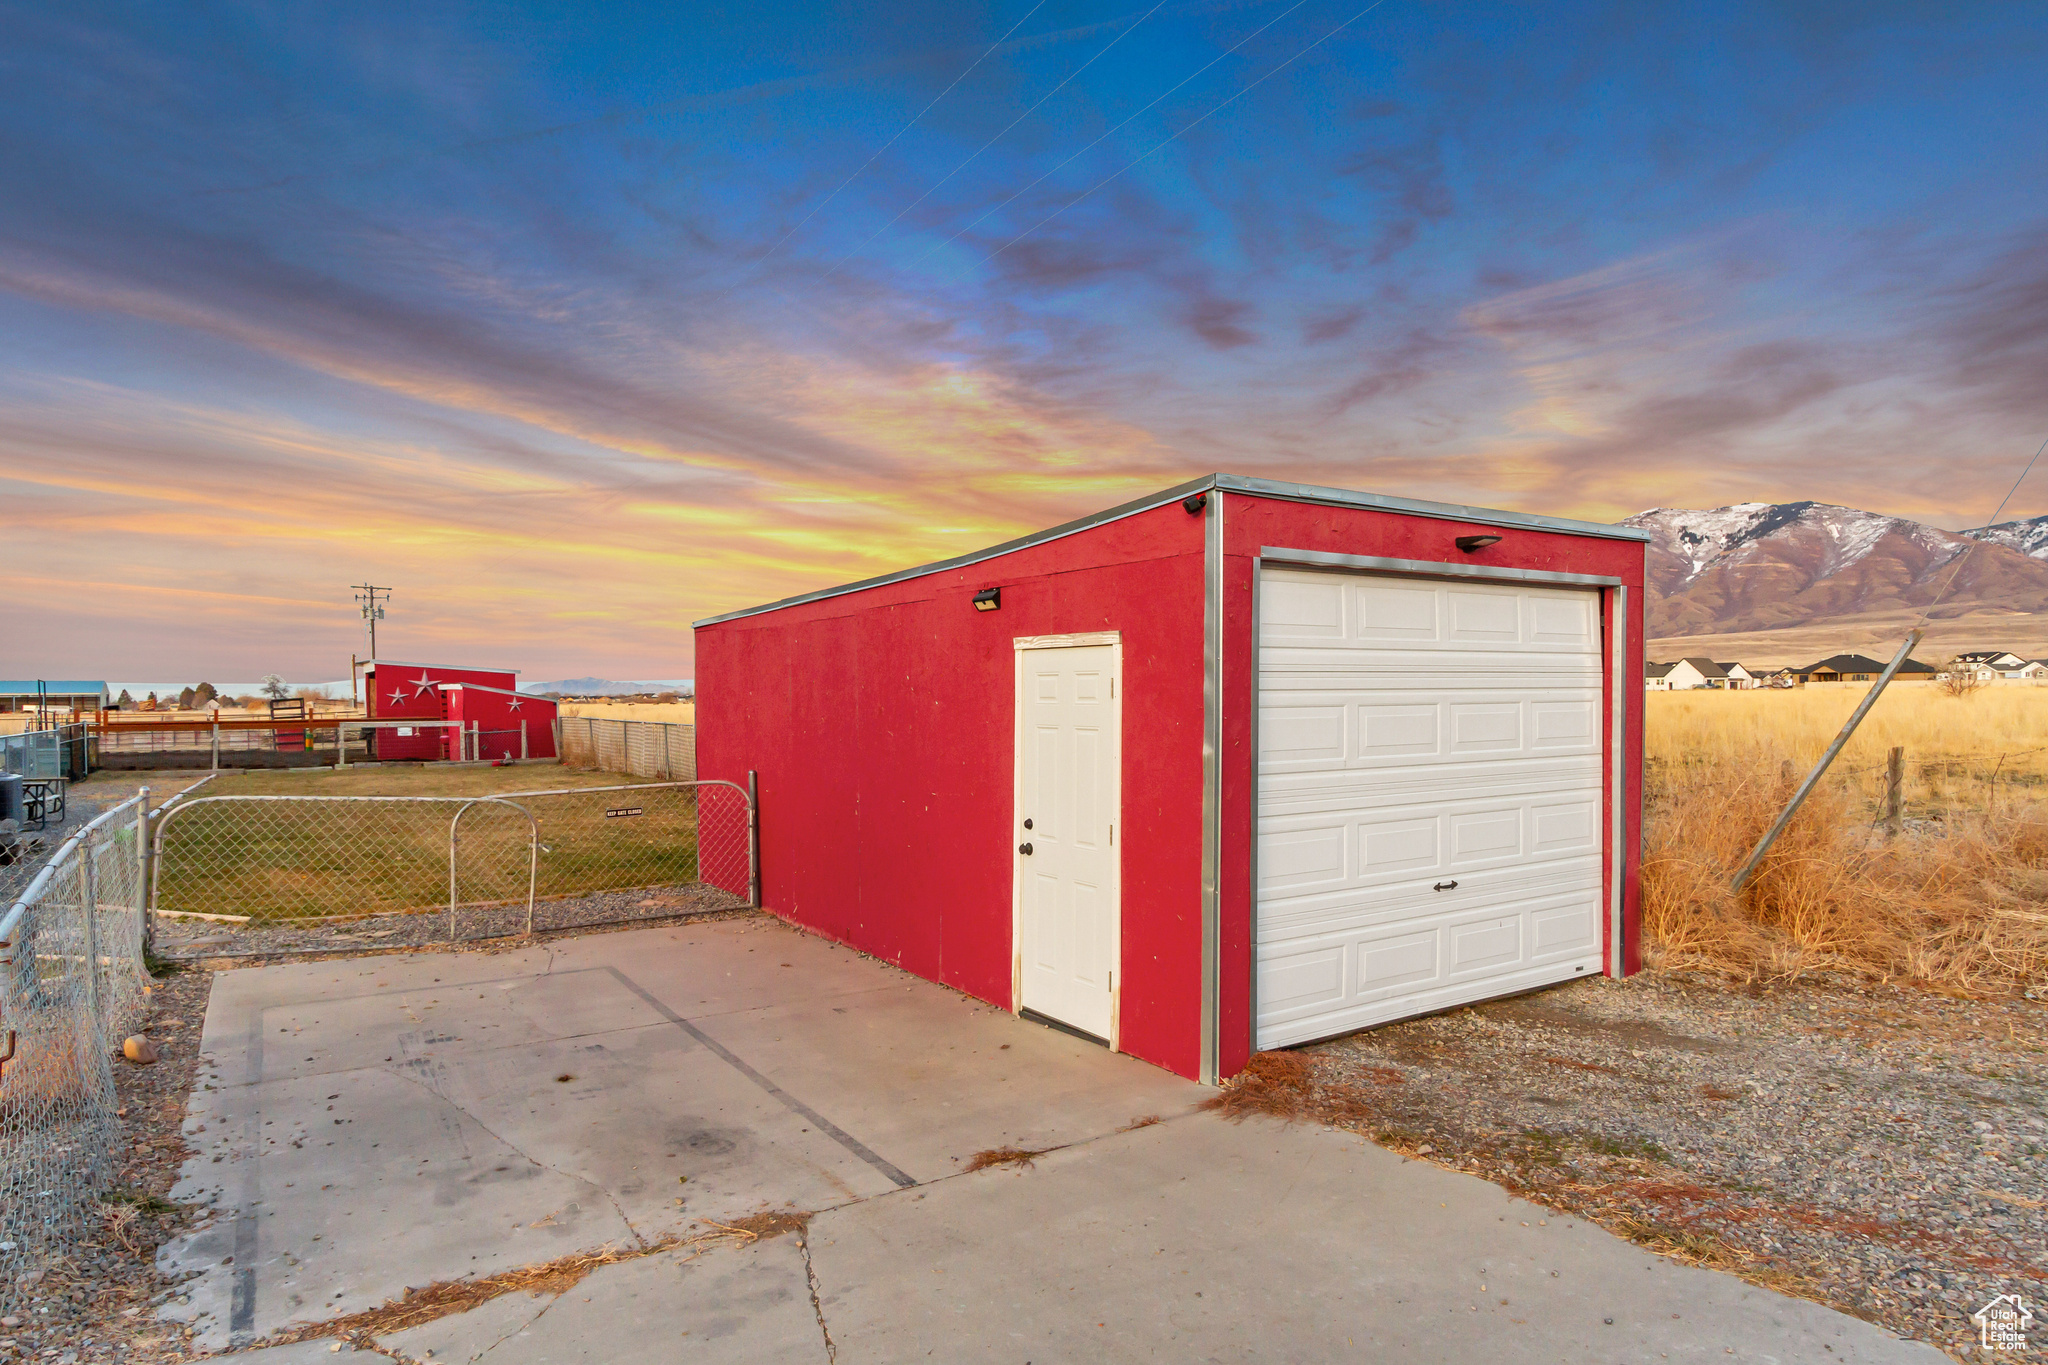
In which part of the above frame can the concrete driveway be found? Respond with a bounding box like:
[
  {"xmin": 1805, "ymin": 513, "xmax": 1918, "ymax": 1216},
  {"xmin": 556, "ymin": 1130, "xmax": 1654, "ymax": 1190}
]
[{"xmin": 163, "ymin": 917, "xmax": 1946, "ymax": 1364}]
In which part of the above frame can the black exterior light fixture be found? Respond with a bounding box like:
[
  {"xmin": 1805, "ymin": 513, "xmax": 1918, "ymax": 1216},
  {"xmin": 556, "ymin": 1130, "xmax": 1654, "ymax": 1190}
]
[
  {"xmin": 1182, "ymin": 493, "xmax": 1208, "ymax": 515},
  {"xmin": 1456, "ymin": 534, "xmax": 1503, "ymax": 553},
  {"xmin": 973, "ymin": 587, "xmax": 1002, "ymax": 612}
]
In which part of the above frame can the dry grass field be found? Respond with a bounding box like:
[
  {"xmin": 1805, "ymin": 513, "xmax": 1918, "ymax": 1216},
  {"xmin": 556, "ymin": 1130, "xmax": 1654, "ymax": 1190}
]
[
  {"xmin": 1643, "ymin": 684, "xmax": 2048, "ymax": 993},
  {"xmin": 557, "ymin": 700, "xmax": 695, "ymax": 724}
]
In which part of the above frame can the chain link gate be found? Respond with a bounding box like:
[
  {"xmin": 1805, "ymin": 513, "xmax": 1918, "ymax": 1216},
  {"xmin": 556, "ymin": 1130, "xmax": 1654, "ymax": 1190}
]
[
  {"xmin": 0, "ymin": 794, "xmax": 152, "ymax": 1314},
  {"xmin": 147, "ymin": 779, "xmax": 756, "ymax": 957}
]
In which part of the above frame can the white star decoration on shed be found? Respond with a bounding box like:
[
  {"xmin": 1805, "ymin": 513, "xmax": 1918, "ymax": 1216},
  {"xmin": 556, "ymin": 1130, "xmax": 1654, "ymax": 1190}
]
[
  {"xmin": 411, "ymin": 673, "xmax": 436, "ymax": 698},
  {"xmin": 506, "ymin": 697, "xmax": 524, "ymax": 710},
  {"xmin": 387, "ymin": 690, "xmax": 407, "ymax": 706}
]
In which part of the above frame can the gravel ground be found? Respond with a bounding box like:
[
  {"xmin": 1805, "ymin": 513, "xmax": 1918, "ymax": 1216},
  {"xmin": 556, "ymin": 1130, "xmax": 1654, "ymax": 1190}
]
[
  {"xmin": 1294, "ymin": 973, "xmax": 2047, "ymax": 1360},
  {"xmin": 1, "ymin": 965, "xmax": 213, "ymax": 1365},
  {"xmin": 152, "ymin": 882, "xmax": 748, "ymax": 959}
]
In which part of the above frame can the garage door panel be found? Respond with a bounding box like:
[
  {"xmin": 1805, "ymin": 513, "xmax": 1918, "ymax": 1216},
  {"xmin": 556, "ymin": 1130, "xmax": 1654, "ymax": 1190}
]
[
  {"xmin": 1262, "ymin": 806, "xmax": 1592, "ymax": 890},
  {"xmin": 1259, "ymin": 961, "xmax": 1597, "ymax": 1048},
  {"xmin": 1258, "ymin": 944, "xmax": 1347, "ymax": 1017},
  {"xmin": 1258, "ymin": 823, "xmax": 1349, "ymax": 892},
  {"xmin": 1257, "ymin": 565, "xmax": 1608, "ymax": 1050},
  {"xmin": 1447, "ymin": 808, "xmax": 1523, "ymax": 864},
  {"xmin": 1256, "ymin": 760, "xmax": 1604, "ymax": 820},
  {"xmin": 1447, "ymin": 703, "xmax": 1521, "ymax": 753},
  {"xmin": 1253, "ymin": 857, "xmax": 1603, "ymax": 940},
  {"xmin": 1531, "ymin": 900, "xmax": 1600, "ymax": 956},
  {"xmin": 1255, "ymin": 895, "xmax": 1604, "ymax": 1038},
  {"xmin": 1531, "ymin": 800, "xmax": 1599, "ymax": 853},
  {"xmin": 1260, "ymin": 576, "xmax": 1348, "ymax": 641},
  {"xmin": 1354, "ymin": 582, "xmax": 1439, "ymax": 639},
  {"xmin": 1357, "ymin": 815, "xmax": 1439, "ymax": 875}
]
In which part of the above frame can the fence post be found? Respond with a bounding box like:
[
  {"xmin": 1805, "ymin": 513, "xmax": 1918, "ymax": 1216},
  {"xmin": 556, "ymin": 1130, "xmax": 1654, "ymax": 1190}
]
[
  {"xmin": 136, "ymin": 787, "xmax": 153, "ymax": 966},
  {"xmin": 1883, "ymin": 747, "xmax": 1905, "ymax": 836},
  {"xmin": 209, "ymin": 720, "xmax": 220, "ymax": 771},
  {"xmin": 519, "ymin": 721, "xmax": 528, "ymax": 761},
  {"xmin": 81, "ymin": 830, "xmax": 102, "ymax": 1019},
  {"xmin": 747, "ymin": 769, "xmax": 760, "ymax": 908}
]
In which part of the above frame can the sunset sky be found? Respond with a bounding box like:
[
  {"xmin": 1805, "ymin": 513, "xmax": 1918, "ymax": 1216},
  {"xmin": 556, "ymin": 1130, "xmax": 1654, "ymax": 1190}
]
[{"xmin": 6, "ymin": 2, "xmax": 2046, "ymax": 679}]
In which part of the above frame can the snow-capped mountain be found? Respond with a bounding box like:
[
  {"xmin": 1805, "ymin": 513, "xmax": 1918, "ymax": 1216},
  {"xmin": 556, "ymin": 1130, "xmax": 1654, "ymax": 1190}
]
[
  {"xmin": 1963, "ymin": 513, "xmax": 2048, "ymax": 560},
  {"xmin": 1621, "ymin": 501, "xmax": 2048, "ymax": 638}
]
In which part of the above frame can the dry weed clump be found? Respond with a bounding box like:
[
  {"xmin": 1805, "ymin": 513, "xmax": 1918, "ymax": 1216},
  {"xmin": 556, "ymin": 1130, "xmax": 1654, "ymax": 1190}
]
[
  {"xmin": 267, "ymin": 1241, "xmax": 666, "ymax": 1346},
  {"xmin": 1642, "ymin": 746, "xmax": 2048, "ymax": 992},
  {"xmin": 965, "ymin": 1146, "xmax": 1047, "ymax": 1172}
]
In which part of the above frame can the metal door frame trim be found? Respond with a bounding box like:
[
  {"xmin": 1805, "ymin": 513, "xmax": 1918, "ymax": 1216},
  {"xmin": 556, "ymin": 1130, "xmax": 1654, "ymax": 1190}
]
[{"xmin": 1200, "ymin": 494, "xmax": 1225, "ymax": 1084}]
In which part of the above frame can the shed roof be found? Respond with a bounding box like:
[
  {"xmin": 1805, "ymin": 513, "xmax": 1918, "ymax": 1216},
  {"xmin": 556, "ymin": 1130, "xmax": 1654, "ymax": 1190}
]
[
  {"xmin": 694, "ymin": 473, "xmax": 1652, "ymax": 629},
  {"xmin": 0, "ymin": 681, "xmax": 108, "ymax": 696},
  {"xmin": 1798, "ymin": 654, "xmax": 1938, "ymax": 675}
]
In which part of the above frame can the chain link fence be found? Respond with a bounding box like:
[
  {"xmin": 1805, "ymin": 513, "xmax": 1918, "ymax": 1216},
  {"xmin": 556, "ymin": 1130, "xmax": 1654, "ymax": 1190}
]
[
  {"xmin": 149, "ymin": 780, "xmax": 753, "ymax": 957},
  {"xmin": 558, "ymin": 717, "xmax": 694, "ymax": 781},
  {"xmin": 0, "ymin": 795, "xmax": 150, "ymax": 1314}
]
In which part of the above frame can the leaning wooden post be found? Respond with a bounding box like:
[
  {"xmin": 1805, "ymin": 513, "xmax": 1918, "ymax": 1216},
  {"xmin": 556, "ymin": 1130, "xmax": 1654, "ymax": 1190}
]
[
  {"xmin": 1734, "ymin": 629, "xmax": 1923, "ymax": 892},
  {"xmin": 1883, "ymin": 746, "xmax": 1905, "ymax": 836}
]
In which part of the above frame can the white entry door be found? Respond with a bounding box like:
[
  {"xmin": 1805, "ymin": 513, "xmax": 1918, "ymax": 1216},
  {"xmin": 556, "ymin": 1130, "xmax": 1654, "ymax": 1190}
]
[
  {"xmin": 1015, "ymin": 641, "xmax": 1120, "ymax": 1041},
  {"xmin": 1256, "ymin": 567, "xmax": 1608, "ymax": 1049}
]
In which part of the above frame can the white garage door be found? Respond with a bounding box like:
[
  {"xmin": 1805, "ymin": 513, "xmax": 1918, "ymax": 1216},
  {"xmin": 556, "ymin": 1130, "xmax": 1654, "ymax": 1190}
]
[{"xmin": 1256, "ymin": 566, "xmax": 1608, "ymax": 1049}]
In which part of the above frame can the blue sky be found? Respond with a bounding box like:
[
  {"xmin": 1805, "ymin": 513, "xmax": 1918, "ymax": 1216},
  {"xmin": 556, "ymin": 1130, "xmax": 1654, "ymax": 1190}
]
[{"xmin": 4, "ymin": 1, "xmax": 2045, "ymax": 676}]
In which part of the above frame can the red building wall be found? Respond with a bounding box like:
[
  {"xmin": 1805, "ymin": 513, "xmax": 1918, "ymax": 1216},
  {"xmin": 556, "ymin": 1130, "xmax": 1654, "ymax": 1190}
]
[
  {"xmin": 696, "ymin": 501, "xmax": 1212, "ymax": 1078},
  {"xmin": 443, "ymin": 685, "xmax": 559, "ymax": 761}
]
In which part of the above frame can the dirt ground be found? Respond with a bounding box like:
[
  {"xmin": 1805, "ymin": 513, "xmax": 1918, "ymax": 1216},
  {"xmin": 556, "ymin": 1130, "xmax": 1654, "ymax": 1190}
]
[
  {"xmin": 1, "ymin": 965, "xmax": 213, "ymax": 1365},
  {"xmin": 1242, "ymin": 972, "xmax": 2048, "ymax": 1361}
]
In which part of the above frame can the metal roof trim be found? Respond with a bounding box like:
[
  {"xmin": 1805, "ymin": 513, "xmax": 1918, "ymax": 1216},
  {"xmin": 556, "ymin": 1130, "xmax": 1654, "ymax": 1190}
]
[
  {"xmin": 1212, "ymin": 474, "xmax": 1652, "ymax": 542},
  {"xmin": 361, "ymin": 659, "xmax": 522, "ymax": 675},
  {"xmin": 692, "ymin": 476, "xmax": 1217, "ymax": 628},
  {"xmin": 692, "ymin": 473, "xmax": 1647, "ymax": 628}
]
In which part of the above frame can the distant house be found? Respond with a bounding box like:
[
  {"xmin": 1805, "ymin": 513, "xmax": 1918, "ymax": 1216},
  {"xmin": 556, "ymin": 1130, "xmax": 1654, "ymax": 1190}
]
[
  {"xmin": 1790, "ymin": 654, "xmax": 1939, "ymax": 685},
  {"xmin": 1646, "ymin": 658, "xmax": 1730, "ymax": 690},
  {"xmin": 2014, "ymin": 660, "xmax": 2048, "ymax": 681},
  {"xmin": 1717, "ymin": 662, "xmax": 1757, "ymax": 690},
  {"xmin": 1956, "ymin": 651, "xmax": 2027, "ymax": 671}
]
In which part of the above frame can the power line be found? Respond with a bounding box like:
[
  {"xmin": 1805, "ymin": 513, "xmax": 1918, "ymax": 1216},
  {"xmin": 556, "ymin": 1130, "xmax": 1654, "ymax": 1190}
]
[
  {"xmin": 736, "ymin": 0, "xmax": 1052, "ymax": 281},
  {"xmin": 1919, "ymin": 429, "xmax": 2048, "ymax": 628},
  {"xmin": 821, "ymin": 0, "xmax": 1173, "ymax": 281},
  {"xmin": 989, "ymin": 0, "xmax": 1392, "ymax": 262},
  {"xmin": 897, "ymin": 0, "xmax": 1317, "ymax": 273}
]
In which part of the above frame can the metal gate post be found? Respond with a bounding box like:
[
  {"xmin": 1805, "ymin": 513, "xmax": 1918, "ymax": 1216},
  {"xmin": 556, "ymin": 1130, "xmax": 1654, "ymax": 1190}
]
[
  {"xmin": 747, "ymin": 769, "xmax": 760, "ymax": 908},
  {"xmin": 135, "ymin": 788, "xmax": 153, "ymax": 968},
  {"xmin": 82, "ymin": 829, "xmax": 102, "ymax": 1018}
]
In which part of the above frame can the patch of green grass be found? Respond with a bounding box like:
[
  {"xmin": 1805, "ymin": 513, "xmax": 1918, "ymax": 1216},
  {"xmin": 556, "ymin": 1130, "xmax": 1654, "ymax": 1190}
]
[
  {"xmin": 155, "ymin": 778, "xmax": 731, "ymax": 922},
  {"xmin": 1579, "ymin": 1132, "xmax": 1674, "ymax": 1163},
  {"xmin": 102, "ymin": 1189, "xmax": 183, "ymax": 1217}
]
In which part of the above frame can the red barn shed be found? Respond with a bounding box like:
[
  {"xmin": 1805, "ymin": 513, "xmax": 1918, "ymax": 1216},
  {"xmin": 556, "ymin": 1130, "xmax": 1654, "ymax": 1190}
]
[
  {"xmin": 695, "ymin": 475, "xmax": 1647, "ymax": 1083},
  {"xmin": 363, "ymin": 659, "xmax": 558, "ymax": 762}
]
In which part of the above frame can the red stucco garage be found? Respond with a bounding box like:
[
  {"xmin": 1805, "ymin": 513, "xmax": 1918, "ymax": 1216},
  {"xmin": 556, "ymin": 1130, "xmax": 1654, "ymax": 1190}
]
[{"xmin": 694, "ymin": 475, "xmax": 1648, "ymax": 1083}]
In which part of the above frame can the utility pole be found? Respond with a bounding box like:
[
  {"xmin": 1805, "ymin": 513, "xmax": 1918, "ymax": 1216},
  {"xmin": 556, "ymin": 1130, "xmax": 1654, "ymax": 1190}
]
[{"xmin": 353, "ymin": 584, "xmax": 391, "ymax": 665}]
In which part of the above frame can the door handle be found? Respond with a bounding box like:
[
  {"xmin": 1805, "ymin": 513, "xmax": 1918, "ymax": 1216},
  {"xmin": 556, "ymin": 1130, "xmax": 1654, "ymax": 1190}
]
[
  {"xmin": 1433, "ymin": 880, "xmax": 1458, "ymax": 891},
  {"xmin": 1019, "ymin": 842, "xmax": 1033, "ymax": 856}
]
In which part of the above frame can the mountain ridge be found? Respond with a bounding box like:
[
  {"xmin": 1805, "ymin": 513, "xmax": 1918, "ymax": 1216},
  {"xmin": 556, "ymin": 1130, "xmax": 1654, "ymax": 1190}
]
[{"xmin": 1620, "ymin": 500, "xmax": 2048, "ymax": 642}]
